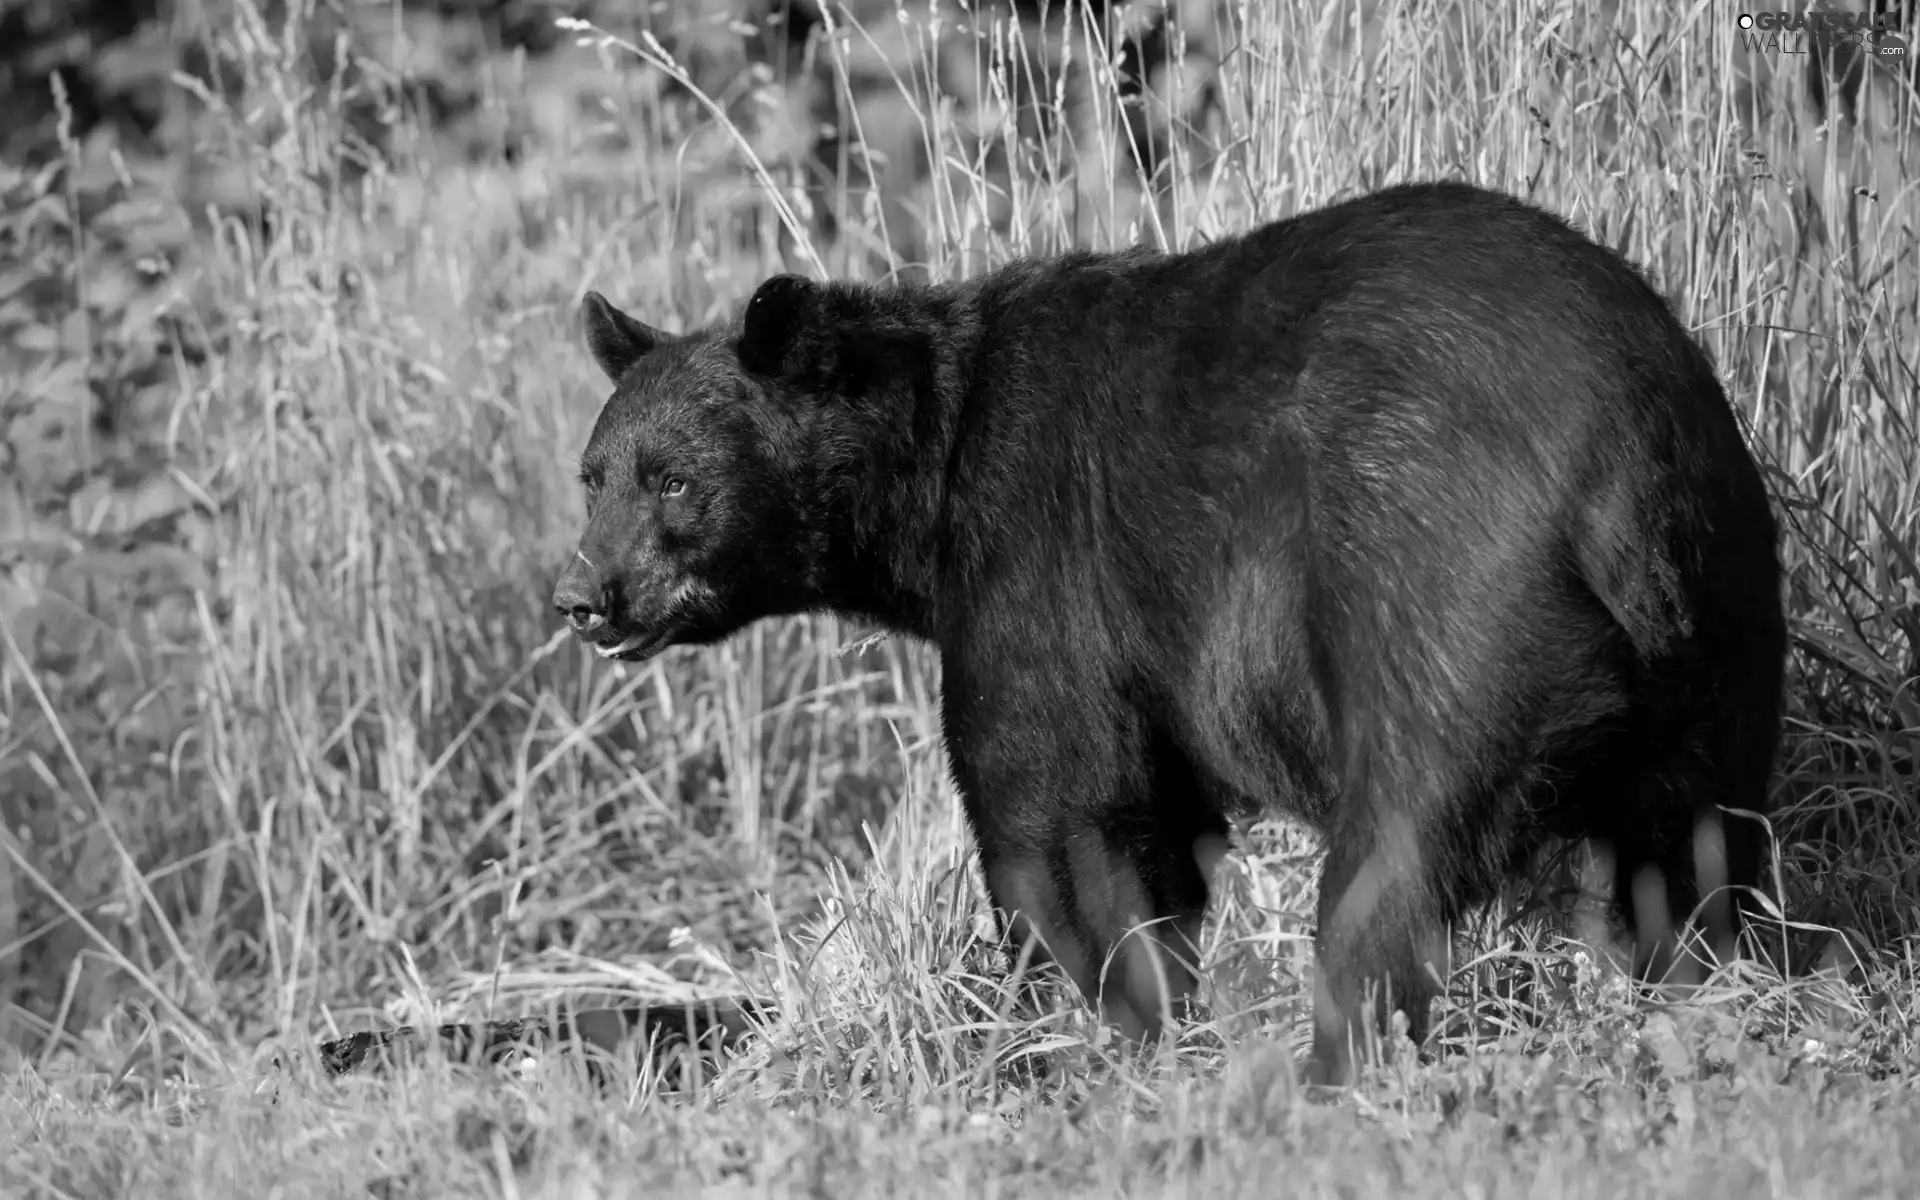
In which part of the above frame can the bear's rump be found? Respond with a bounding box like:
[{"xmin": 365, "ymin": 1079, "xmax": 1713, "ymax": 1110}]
[{"xmin": 1167, "ymin": 517, "xmax": 1640, "ymax": 842}]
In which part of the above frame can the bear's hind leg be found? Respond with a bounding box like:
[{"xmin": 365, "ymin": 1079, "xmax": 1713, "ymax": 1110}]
[
  {"xmin": 1603, "ymin": 635, "xmax": 1784, "ymax": 984},
  {"xmin": 1609, "ymin": 756, "xmax": 1777, "ymax": 986}
]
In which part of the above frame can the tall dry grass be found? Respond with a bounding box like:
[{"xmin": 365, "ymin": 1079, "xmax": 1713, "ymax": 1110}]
[{"xmin": 1, "ymin": 0, "xmax": 1915, "ymax": 1109}]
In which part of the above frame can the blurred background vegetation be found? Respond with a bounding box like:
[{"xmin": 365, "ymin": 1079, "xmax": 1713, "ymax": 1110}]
[{"xmin": 0, "ymin": 0, "xmax": 1915, "ymax": 1089}]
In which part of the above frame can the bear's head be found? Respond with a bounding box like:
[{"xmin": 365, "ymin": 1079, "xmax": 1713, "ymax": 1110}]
[{"xmin": 551, "ymin": 273, "xmax": 927, "ymax": 663}]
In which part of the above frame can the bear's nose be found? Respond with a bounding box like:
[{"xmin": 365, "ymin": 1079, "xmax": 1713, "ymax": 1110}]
[{"xmin": 552, "ymin": 561, "xmax": 609, "ymax": 634}]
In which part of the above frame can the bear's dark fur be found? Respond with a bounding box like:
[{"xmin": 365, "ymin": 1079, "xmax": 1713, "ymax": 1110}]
[{"xmin": 552, "ymin": 180, "xmax": 1788, "ymax": 1087}]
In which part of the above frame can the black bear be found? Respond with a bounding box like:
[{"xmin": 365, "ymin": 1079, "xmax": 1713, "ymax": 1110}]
[{"xmin": 552, "ymin": 180, "xmax": 1788, "ymax": 1088}]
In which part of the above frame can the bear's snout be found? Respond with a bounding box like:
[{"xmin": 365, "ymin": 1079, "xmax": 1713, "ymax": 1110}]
[
  {"xmin": 552, "ymin": 546, "xmax": 690, "ymax": 663},
  {"xmin": 552, "ymin": 552, "xmax": 609, "ymax": 635}
]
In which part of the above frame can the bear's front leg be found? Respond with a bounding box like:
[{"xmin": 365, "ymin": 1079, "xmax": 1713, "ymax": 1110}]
[
  {"xmin": 1304, "ymin": 799, "xmax": 1457, "ymax": 1089},
  {"xmin": 940, "ymin": 656, "xmax": 1219, "ymax": 1044}
]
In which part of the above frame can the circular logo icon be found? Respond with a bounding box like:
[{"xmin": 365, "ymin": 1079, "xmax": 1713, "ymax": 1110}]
[{"xmin": 1737, "ymin": 13, "xmax": 1754, "ymax": 29}]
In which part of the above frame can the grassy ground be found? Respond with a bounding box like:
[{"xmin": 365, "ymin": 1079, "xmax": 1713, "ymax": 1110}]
[{"xmin": 2, "ymin": 0, "xmax": 1918, "ymax": 1195}]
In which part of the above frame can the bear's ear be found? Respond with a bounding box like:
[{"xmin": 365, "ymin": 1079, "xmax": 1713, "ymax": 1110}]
[
  {"xmin": 581, "ymin": 291, "xmax": 664, "ymax": 383},
  {"xmin": 738, "ymin": 273, "xmax": 824, "ymax": 382}
]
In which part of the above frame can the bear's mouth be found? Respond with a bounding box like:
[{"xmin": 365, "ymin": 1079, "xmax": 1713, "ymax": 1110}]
[{"xmin": 581, "ymin": 625, "xmax": 674, "ymax": 664}]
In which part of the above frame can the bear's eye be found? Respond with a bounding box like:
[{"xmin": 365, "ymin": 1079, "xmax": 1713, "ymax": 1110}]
[{"xmin": 660, "ymin": 476, "xmax": 687, "ymax": 499}]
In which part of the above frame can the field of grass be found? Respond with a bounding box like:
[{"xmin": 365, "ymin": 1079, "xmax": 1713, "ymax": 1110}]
[{"xmin": 2, "ymin": 0, "xmax": 1918, "ymax": 1195}]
